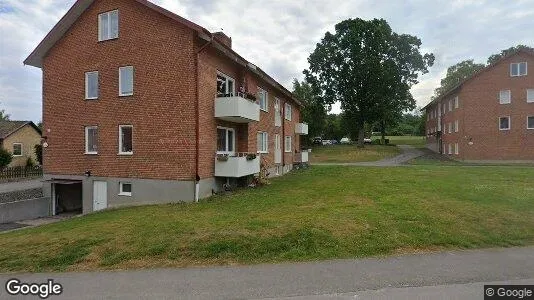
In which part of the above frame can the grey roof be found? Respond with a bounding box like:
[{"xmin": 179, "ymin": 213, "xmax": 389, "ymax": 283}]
[{"xmin": 0, "ymin": 121, "xmax": 41, "ymax": 139}]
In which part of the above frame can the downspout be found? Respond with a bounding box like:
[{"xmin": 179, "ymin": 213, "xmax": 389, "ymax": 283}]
[
  {"xmin": 194, "ymin": 33, "xmax": 213, "ymax": 202},
  {"xmin": 281, "ymin": 100, "xmax": 285, "ymax": 173}
]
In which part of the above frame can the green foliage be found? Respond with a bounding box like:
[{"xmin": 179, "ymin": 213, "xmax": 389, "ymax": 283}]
[
  {"xmin": 379, "ymin": 113, "xmax": 424, "ymax": 136},
  {"xmin": 26, "ymin": 157, "xmax": 35, "ymax": 167},
  {"xmin": 0, "ymin": 148, "xmax": 12, "ymax": 169},
  {"xmin": 487, "ymin": 45, "xmax": 534, "ymax": 65},
  {"xmin": 305, "ymin": 18, "xmax": 433, "ymax": 146},
  {"xmin": 0, "ymin": 108, "xmax": 10, "ymax": 121},
  {"xmin": 292, "ymin": 79, "xmax": 327, "ymax": 143},
  {"xmin": 34, "ymin": 144, "xmax": 43, "ymax": 165},
  {"xmin": 432, "ymin": 60, "xmax": 485, "ymax": 99}
]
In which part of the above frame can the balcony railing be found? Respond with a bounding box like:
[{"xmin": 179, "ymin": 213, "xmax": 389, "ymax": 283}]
[
  {"xmin": 295, "ymin": 150, "xmax": 310, "ymax": 163},
  {"xmin": 215, "ymin": 152, "xmax": 260, "ymax": 177},
  {"xmin": 215, "ymin": 93, "xmax": 260, "ymax": 123},
  {"xmin": 295, "ymin": 123, "xmax": 309, "ymax": 135}
]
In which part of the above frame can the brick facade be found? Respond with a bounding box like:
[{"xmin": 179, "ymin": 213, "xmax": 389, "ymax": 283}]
[{"xmin": 425, "ymin": 51, "xmax": 534, "ymax": 161}]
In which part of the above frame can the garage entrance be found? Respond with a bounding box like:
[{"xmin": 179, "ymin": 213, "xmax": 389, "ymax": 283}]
[{"xmin": 46, "ymin": 179, "xmax": 83, "ymax": 215}]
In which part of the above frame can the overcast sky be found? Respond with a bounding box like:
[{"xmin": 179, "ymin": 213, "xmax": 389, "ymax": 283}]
[{"xmin": 0, "ymin": 0, "xmax": 533, "ymax": 122}]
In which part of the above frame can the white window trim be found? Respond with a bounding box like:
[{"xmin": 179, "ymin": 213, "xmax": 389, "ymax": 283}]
[
  {"xmin": 499, "ymin": 116, "xmax": 511, "ymax": 131},
  {"xmin": 258, "ymin": 87, "xmax": 268, "ymax": 112},
  {"xmin": 118, "ymin": 125, "xmax": 133, "ymax": 155},
  {"xmin": 499, "ymin": 90, "xmax": 511, "ymax": 104},
  {"xmin": 257, "ymin": 131, "xmax": 268, "ymax": 154},
  {"xmin": 285, "ymin": 136, "xmax": 292, "ymax": 152},
  {"xmin": 448, "ymin": 144, "xmax": 452, "ymax": 155},
  {"xmin": 85, "ymin": 126, "xmax": 98, "ymax": 155},
  {"xmin": 98, "ymin": 10, "xmax": 119, "ymax": 42},
  {"xmin": 527, "ymin": 89, "xmax": 534, "ymax": 103},
  {"xmin": 12, "ymin": 143, "xmax": 22, "ymax": 157},
  {"xmin": 85, "ymin": 71, "xmax": 98, "ymax": 100},
  {"xmin": 454, "ymin": 96, "xmax": 459, "ymax": 109},
  {"xmin": 119, "ymin": 66, "xmax": 134, "ymax": 97},
  {"xmin": 448, "ymin": 99, "xmax": 452, "ymax": 112},
  {"xmin": 510, "ymin": 62, "xmax": 528, "ymax": 77},
  {"xmin": 527, "ymin": 116, "xmax": 534, "ymax": 130},
  {"xmin": 285, "ymin": 103, "xmax": 292, "ymax": 121},
  {"xmin": 217, "ymin": 126, "xmax": 236, "ymax": 154},
  {"xmin": 119, "ymin": 182, "xmax": 132, "ymax": 197},
  {"xmin": 454, "ymin": 120, "xmax": 459, "ymax": 133},
  {"xmin": 454, "ymin": 143, "xmax": 459, "ymax": 155},
  {"xmin": 217, "ymin": 71, "xmax": 235, "ymax": 97},
  {"xmin": 448, "ymin": 123, "xmax": 452, "ymax": 134}
]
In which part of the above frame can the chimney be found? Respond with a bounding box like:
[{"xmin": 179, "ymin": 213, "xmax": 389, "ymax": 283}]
[{"xmin": 212, "ymin": 32, "xmax": 232, "ymax": 48}]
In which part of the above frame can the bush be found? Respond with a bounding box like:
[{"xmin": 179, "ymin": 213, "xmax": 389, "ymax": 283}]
[
  {"xmin": 26, "ymin": 157, "xmax": 35, "ymax": 167},
  {"xmin": 0, "ymin": 148, "xmax": 12, "ymax": 169},
  {"xmin": 34, "ymin": 144, "xmax": 43, "ymax": 165}
]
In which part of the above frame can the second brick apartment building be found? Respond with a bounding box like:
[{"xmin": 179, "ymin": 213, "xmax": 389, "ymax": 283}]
[
  {"xmin": 24, "ymin": 0, "xmax": 308, "ymax": 214},
  {"xmin": 423, "ymin": 49, "xmax": 534, "ymax": 162}
]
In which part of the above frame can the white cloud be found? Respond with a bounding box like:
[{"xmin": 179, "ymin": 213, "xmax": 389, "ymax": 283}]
[{"xmin": 0, "ymin": 0, "xmax": 533, "ymax": 120}]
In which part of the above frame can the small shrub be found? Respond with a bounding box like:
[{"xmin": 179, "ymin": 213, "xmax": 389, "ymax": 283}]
[
  {"xmin": 0, "ymin": 148, "xmax": 12, "ymax": 169},
  {"xmin": 26, "ymin": 157, "xmax": 35, "ymax": 167},
  {"xmin": 34, "ymin": 144, "xmax": 43, "ymax": 165}
]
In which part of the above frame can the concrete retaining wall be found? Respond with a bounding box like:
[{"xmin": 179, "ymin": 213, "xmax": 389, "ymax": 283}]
[{"xmin": 0, "ymin": 197, "xmax": 50, "ymax": 224}]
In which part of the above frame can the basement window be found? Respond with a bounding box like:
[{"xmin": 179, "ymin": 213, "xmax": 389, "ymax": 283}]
[
  {"xmin": 499, "ymin": 116, "xmax": 510, "ymax": 131},
  {"xmin": 119, "ymin": 182, "xmax": 132, "ymax": 196},
  {"xmin": 98, "ymin": 10, "xmax": 119, "ymax": 41}
]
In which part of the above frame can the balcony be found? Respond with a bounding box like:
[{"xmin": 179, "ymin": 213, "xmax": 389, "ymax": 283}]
[
  {"xmin": 295, "ymin": 123, "xmax": 309, "ymax": 135},
  {"xmin": 215, "ymin": 153, "xmax": 260, "ymax": 177},
  {"xmin": 295, "ymin": 150, "xmax": 309, "ymax": 163},
  {"xmin": 215, "ymin": 95, "xmax": 260, "ymax": 123}
]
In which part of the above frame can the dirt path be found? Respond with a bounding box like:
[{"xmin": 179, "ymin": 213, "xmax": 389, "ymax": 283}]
[{"xmin": 312, "ymin": 144, "xmax": 424, "ymax": 166}]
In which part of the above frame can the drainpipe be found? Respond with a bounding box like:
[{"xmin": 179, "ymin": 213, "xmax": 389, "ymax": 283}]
[
  {"xmin": 281, "ymin": 100, "xmax": 285, "ymax": 173},
  {"xmin": 194, "ymin": 33, "xmax": 213, "ymax": 202}
]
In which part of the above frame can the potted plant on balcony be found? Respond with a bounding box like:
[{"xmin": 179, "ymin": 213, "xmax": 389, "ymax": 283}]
[
  {"xmin": 246, "ymin": 153, "xmax": 257, "ymax": 161},
  {"xmin": 216, "ymin": 154, "xmax": 229, "ymax": 161}
]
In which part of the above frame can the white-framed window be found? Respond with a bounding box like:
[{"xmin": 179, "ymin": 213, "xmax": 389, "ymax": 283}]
[
  {"xmin": 85, "ymin": 71, "xmax": 99, "ymax": 99},
  {"xmin": 442, "ymin": 103, "xmax": 446, "ymax": 115},
  {"xmin": 448, "ymin": 122, "xmax": 452, "ymax": 134},
  {"xmin": 527, "ymin": 89, "xmax": 534, "ymax": 103},
  {"xmin": 257, "ymin": 87, "xmax": 268, "ymax": 111},
  {"xmin": 85, "ymin": 126, "xmax": 98, "ymax": 154},
  {"xmin": 284, "ymin": 136, "xmax": 291, "ymax": 152},
  {"xmin": 454, "ymin": 120, "xmax": 459, "ymax": 132},
  {"xmin": 454, "ymin": 143, "xmax": 459, "ymax": 155},
  {"xmin": 510, "ymin": 62, "xmax": 527, "ymax": 77},
  {"xmin": 442, "ymin": 144, "xmax": 446, "ymax": 154},
  {"xmin": 448, "ymin": 144, "xmax": 452, "ymax": 155},
  {"xmin": 448, "ymin": 99, "xmax": 452, "ymax": 111},
  {"xmin": 119, "ymin": 125, "xmax": 133, "ymax": 155},
  {"xmin": 12, "ymin": 143, "xmax": 22, "ymax": 157},
  {"xmin": 454, "ymin": 96, "xmax": 459, "ymax": 109},
  {"xmin": 285, "ymin": 103, "xmax": 292, "ymax": 121},
  {"xmin": 257, "ymin": 131, "xmax": 268, "ymax": 153},
  {"xmin": 217, "ymin": 126, "xmax": 235, "ymax": 154},
  {"xmin": 527, "ymin": 116, "xmax": 534, "ymax": 129},
  {"xmin": 499, "ymin": 116, "xmax": 510, "ymax": 131},
  {"xmin": 119, "ymin": 66, "xmax": 134, "ymax": 96},
  {"xmin": 98, "ymin": 10, "xmax": 119, "ymax": 41},
  {"xmin": 499, "ymin": 90, "xmax": 511, "ymax": 104},
  {"xmin": 274, "ymin": 97, "xmax": 281, "ymax": 126},
  {"xmin": 119, "ymin": 182, "xmax": 132, "ymax": 196},
  {"xmin": 216, "ymin": 71, "xmax": 235, "ymax": 97}
]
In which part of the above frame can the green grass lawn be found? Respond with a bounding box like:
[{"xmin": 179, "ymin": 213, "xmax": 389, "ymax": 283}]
[
  {"xmin": 310, "ymin": 144, "xmax": 400, "ymax": 163},
  {"xmin": 1, "ymin": 165, "xmax": 533, "ymax": 273},
  {"xmin": 372, "ymin": 135, "xmax": 426, "ymax": 146}
]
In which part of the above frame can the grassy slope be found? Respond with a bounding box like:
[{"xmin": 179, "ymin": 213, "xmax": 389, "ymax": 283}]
[
  {"xmin": 1, "ymin": 165, "xmax": 533, "ymax": 273},
  {"xmin": 310, "ymin": 145, "xmax": 400, "ymax": 163}
]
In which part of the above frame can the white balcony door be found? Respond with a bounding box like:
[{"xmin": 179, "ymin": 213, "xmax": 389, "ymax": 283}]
[
  {"xmin": 274, "ymin": 98, "xmax": 281, "ymax": 127},
  {"xmin": 274, "ymin": 134, "xmax": 282, "ymax": 164}
]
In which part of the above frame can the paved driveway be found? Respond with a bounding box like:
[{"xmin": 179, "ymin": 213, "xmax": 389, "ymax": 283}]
[
  {"xmin": 0, "ymin": 179, "xmax": 42, "ymax": 193},
  {"xmin": 313, "ymin": 145, "xmax": 424, "ymax": 167},
  {"xmin": 1, "ymin": 246, "xmax": 532, "ymax": 299}
]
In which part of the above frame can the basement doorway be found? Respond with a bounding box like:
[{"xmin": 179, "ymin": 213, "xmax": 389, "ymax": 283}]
[{"xmin": 46, "ymin": 179, "xmax": 83, "ymax": 215}]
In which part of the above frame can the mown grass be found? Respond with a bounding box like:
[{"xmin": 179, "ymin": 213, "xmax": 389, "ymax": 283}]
[
  {"xmin": 310, "ymin": 144, "xmax": 400, "ymax": 163},
  {"xmin": 1, "ymin": 165, "xmax": 533, "ymax": 273}
]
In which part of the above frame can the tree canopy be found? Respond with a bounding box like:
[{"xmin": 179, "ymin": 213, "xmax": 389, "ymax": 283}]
[
  {"xmin": 432, "ymin": 60, "xmax": 485, "ymax": 99},
  {"xmin": 304, "ymin": 18, "xmax": 433, "ymax": 146},
  {"xmin": 292, "ymin": 79, "xmax": 327, "ymax": 141},
  {"xmin": 487, "ymin": 45, "xmax": 534, "ymax": 65}
]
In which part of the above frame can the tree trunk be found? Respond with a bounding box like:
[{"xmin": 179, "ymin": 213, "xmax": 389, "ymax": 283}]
[
  {"xmin": 357, "ymin": 124, "xmax": 365, "ymax": 148},
  {"xmin": 380, "ymin": 120, "xmax": 386, "ymax": 145}
]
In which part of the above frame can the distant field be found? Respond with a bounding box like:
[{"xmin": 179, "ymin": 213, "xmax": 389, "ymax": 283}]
[
  {"xmin": 310, "ymin": 144, "xmax": 399, "ymax": 163},
  {"xmin": 372, "ymin": 135, "xmax": 426, "ymax": 146}
]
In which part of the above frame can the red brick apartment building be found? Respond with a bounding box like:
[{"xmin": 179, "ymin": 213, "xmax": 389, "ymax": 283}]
[
  {"xmin": 24, "ymin": 0, "xmax": 308, "ymax": 214},
  {"xmin": 423, "ymin": 49, "xmax": 534, "ymax": 162}
]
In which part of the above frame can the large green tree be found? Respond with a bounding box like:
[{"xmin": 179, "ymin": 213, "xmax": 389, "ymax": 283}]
[
  {"xmin": 304, "ymin": 18, "xmax": 433, "ymax": 147},
  {"xmin": 487, "ymin": 45, "xmax": 534, "ymax": 65},
  {"xmin": 432, "ymin": 60, "xmax": 485, "ymax": 99},
  {"xmin": 292, "ymin": 79, "xmax": 327, "ymax": 143}
]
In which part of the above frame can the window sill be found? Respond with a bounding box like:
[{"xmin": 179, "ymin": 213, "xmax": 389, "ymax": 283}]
[
  {"xmin": 13, "ymin": 155, "xmax": 23, "ymax": 157},
  {"xmin": 98, "ymin": 37, "xmax": 119, "ymax": 43},
  {"xmin": 85, "ymin": 97, "xmax": 99, "ymax": 100},
  {"xmin": 118, "ymin": 152, "xmax": 133, "ymax": 156},
  {"xmin": 284, "ymin": 151, "xmax": 292, "ymax": 153},
  {"xmin": 119, "ymin": 93, "xmax": 134, "ymax": 97},
  {"xmin": 260, "ymin": 109, "xmax": 269, "ymax": 113},
  {"xmin": 499, "ymin": 129, "xmax": 510, "ymax": 131},
  {"xmin": 118, "ymin": 193, "xmax": 132, "ymax": 197},
  {"xmin": 85, "ymin": 152, "xmax": 98, "ymax": 155},
  {"xmin": 257, "ymin": 151, "xmax": 268, "ymax": 154}
]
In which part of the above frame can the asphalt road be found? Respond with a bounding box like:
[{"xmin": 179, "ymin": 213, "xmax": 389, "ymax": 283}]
[
  {"xmin": 1, "ymin": 246, "xmax": 533, "ymax": 299},
  {"xmin": 0, "ymin": 179, "xmax": 42, "ymax": 194}
]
